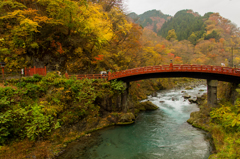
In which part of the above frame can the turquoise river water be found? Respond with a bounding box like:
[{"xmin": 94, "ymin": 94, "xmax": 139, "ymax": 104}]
[{"xmin": 60, "ymin": 85, "xmax": 212, "ymax": 159}]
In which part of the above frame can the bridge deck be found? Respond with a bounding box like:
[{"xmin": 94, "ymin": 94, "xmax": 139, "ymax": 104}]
[{"xmin": 66, "ymin": 64, "xmax": 240, "ymax": 83}]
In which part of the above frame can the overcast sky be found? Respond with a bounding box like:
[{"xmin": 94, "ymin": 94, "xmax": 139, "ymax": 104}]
[{"xmin": 124, "ymin": 0, "xmax": 240, "ymax": 27}]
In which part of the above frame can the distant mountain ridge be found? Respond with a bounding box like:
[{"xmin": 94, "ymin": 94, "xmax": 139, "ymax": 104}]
[
  {"xmin": 128, "ymin": 9, "xmax": 216, "ymax": 45},
  {"xmin": 158, "ymin": 10, "xmax": 213, "ymax": 43},
  {"xmin": 128, "ymin": 9, "xmax": 171, "ymax": 33}
]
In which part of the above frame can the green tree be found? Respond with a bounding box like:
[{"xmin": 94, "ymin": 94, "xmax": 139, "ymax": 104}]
[
  {"xmin": 166, "ymin": 29, "xmax": 177, "ymax": 40},
  {"xmin": 188, "ymin": 32, "xmax": 198, "ymax": 45},
  {"xmin": 204, "ymin": 30, "xmax": 221, "ymax": 41}
]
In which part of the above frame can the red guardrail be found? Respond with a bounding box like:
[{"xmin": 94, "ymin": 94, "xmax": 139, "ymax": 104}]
[
  {"xmin": 25, "ymin": 66, "xmax": 47, "ymax": 76},
  {"xmin": 108, "ymin": 64, "xmax": 240, "ymax": 80},
  {"xmin": 65, "ymin": 73, "xmax": 108, "ymax": 80}
]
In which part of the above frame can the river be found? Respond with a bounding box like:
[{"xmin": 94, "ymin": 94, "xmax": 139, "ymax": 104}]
[{"xmin": 58, "ymin": 85, "xmax": 212, "ymax": 159}]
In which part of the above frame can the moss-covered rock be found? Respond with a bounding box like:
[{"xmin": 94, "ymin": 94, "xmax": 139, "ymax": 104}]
[
  {"xmin": 196, "ymin": 93, "xmax": 207, "ymax": 105},
  {"xmin": 134, "ymin": 109, "xmax": 140, "ymax": 116},
  {"xmin": 138, "ymin": 104, "xmax": 146, "ymax": 111},
  {"xmin": 117, "ymin": 113, "xmax": 135, "ymax": 125},
  {"xmin": 137, "ymin": 101, "xmax": 159, "ymax": 110},
  {"xmin": 185, "ymin": 86, "xmax": 193, "ymax": 90},
  {"xmin": 187, "ymin": 111, "xmax": 211, "ymax": 132}
]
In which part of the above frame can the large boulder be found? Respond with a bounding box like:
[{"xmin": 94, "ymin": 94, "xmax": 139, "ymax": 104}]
[
  {"xmin": 189, "ymin": 97, "xmax": 197, "ymax": 103},
  {"xmin": 117, "ymin": 113, "xmax": 135, "ymax": 125},
  {"xmin": 138, "ymin": 101, "xmax": 159, "ymax": 110},
  {"xmin": 183, "ymin": 93, "xmax": 191, "ymax": 99}
]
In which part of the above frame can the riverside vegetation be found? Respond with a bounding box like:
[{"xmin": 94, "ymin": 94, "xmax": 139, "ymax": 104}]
[
  {"xmin": 188, "ymin": 82, "xmax": 240, "ymax": 159},
  {"xmin": 0, "ymin": 73, "xmax": 163, "ymax": 158},
  {"xmin": 1, "ymin": 72, "xmax": 239, "ymax": 158},
  {"xmin": 0, "ymin": 73, "xmax": 126, "ymax": 158}
]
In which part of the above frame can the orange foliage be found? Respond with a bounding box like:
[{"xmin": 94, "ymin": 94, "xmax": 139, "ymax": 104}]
[
  {"xmin": 94, "ymin": 54, "xmax": 104, "ymax": 61},
  {"xmin": 168, "ymin": 53, "xmax": 175, "ymax": 59},
  {"xmin": 0, "ymin": 139, "xmax": 51, "ymax": 159},
  {"xmin": 92, "ymin": 54, "xmax": 104, "ymax": 64},
  {"xmin": 51, "ymin": 40, "xmax": 56, "ymax": 48},
  {"xmin": 209, "ymin": 38, "xmax": 216, "ymax": 42},
  {"xmin": 56, "ymin": 42, "xmax": 64, "ymax": 54},
  {"xmin": 51, "ymin": 41, "xmax": 64, "ymax": 54}
]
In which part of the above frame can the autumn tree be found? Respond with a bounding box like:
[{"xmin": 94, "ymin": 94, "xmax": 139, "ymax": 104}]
[
  {"xmin": 0, "ymin": 0, "xmax": 116, "ymax": 73},
  {"xmin": 166, "ymin": 29, "xmax": 177, "ymax": 41}
]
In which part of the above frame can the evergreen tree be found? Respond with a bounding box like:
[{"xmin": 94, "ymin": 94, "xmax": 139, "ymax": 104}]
[{"xmin": 158, "ymin": 10, "xmax": 211, "ymax": 43}]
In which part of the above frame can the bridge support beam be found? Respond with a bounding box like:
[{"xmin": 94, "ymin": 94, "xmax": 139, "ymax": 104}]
[
  {"xmin": 230, "ymin": 83, "xmax": 238, "ymax": 105},
  {"xmin": 121, "ymin": 82, "xmax": 130, "ymax": 113},
  {"xmin": 207, "ymin": 80, "xmax": 218, "ymax": 107}
]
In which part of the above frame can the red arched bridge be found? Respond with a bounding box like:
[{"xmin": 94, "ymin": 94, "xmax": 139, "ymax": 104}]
[
  {"xmin": 64, "ymin": 64, "xmax": 240, "ymax": 107},
  {"xmin": 65, "ymin": 64, "xmax": 240, "ymax": 83}
]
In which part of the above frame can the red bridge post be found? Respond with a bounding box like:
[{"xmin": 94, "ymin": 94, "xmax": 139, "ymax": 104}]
[
  {"xmin": 108, "ymin": 72, "xmax": 111, "ymax": 80},
  {"xmin": 34, "ymin": 66, "xmax": 36, "ymax": 75},
  {"xmin": 44, "ymin": 66, "xmax": 47, "ymax": 75},
  {"xmin": 170, "ymin": 60, "xmax": 173, "ymax": 71},
  {"xmin": 65, "ymin": 72, "xmax": 69, "ymax": 79}
]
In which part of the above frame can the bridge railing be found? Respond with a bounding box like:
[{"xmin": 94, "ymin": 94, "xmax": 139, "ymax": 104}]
[
  {"xmin": 66, "ymin": 64, "xmax": 240, "ymax": 81},
  {"xmin": 25, "ymin": 66, "xmax": 47, "ymax": 76},
  {"xmin": 65, "ymin": 73, "xmax": 108, "ymax": 80},
  {"xmin": 108, "ymin": 64, "xmax": 240, "ymax": 80}
]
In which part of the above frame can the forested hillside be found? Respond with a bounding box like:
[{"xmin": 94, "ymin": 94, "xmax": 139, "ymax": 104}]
[
  {"xmin": 1, "ymin": 1, "xmax": 240, "ymax": 75},
  {"xmin": 158, "ymin": 9, "xmax": 240, "ymax": 46},
  {"xmin": 128, "ymin": 9, "xmax": 171, "ymax": 33},
  {"xmin": 0, "ymin": 0, "xmax": 143, "ymax": 73},
  {"xmin": 158, "ymin": 10, "xmax": 211, "ymax": 42}
]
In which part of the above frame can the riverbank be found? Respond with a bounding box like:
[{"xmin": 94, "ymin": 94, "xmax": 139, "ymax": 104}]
[
  {"xmin": 0, "ymin": 76, "xmax": 209, "ymax": 158},
  {"xmin": 0, "ymin": 73, "xmax": 163, "ymax": 158},
  {"xmin": 54, "ymin": 78, "xmax": 207, "ymax": 158},
  {"xmin": 187, "ymin": 82, "xmax": 240, "ymax": 158},
  {"xmin": 0, "ymin": 73, "xmax": 128, "ymax": 158},
  {"xmin": 56, "ymin": 84, "xmax": 212, "ymax": 158}
]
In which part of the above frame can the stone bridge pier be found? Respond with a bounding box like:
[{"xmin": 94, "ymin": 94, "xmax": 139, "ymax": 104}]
[
  {"xmin": 121, "ymin": 82, "xmax": 130, "ymax": 113},
  {"xmin": 207, "ymin": 80, "xmax": 218, "ymax": 108},
  {"xmin": 207, "ymin": 80, "xmax": 239, "ymax": 107}
]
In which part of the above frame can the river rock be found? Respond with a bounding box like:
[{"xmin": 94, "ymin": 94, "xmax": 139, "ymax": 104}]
[
  {"xmin": 152, "ymin": 92, "xmax": 157, "ymax": 97},
  {"xmin": 199, "ymin": 89, "xmax": 205, "ymax": 92},
  {"xmin": 172, "ymin": 97, "xmax": 178, "ymax": 101},
  {"xmin": 189, "ymin": 97, "xmax": 197, "ymax": 103},
  {"xmin": 185, "ymin": 86, "xmax": 193, "ymax": 90},
  {"xmin": 159, "ymin": 101, "xmax": 165, "ymax": 103},
  {"xmin": 181, "ymin": 91, "xmax": 186, "ymax": 93},
  {"xmin": 196, "ymin": 93, "xmax": 207, "ymax": 105},
  {"xmin": 183, "ymin": 93, "xmax": 191, "ymax": 98}
]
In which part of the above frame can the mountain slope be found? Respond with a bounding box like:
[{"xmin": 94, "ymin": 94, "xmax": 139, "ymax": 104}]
[
  {"xmin": 128, "ymin": 9, "xmax": 171, "ymax": 32},
  {"xmin": 158, "ymin": 10, "xmax": 213, "ymax": 42}
]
